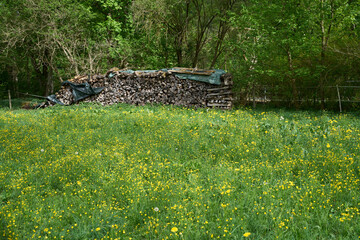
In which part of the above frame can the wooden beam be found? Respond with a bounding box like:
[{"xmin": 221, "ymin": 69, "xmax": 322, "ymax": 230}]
[
  {"xmin": 207, "ymin": 87, "xmax": 230, "ymax": 92},
  {"xmin": 8, "ymin": 90, "xmax": 12, "ymax": 110},
  {"xmin": 207, "ymin": 103, "xmax": 232, "ymax": 107},
  {"xmin": 173, "ymin": 67, "xmax": 215, "ymax": 73},
  {"xmin": 206, "ymin": 91, "xmax": 233, "ymax": 96},
  {"xmin": 169, "ymin": 70, "xmax": 213, "ymax": 76}
]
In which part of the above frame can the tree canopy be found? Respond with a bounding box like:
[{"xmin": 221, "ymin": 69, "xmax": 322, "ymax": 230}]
[{"xmin": 1, "ymin": 0, "xmax": 359, "ymax": 109}]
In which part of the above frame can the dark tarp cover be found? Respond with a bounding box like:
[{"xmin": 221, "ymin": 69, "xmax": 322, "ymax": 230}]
[
  {"xmin": 117, "ymin": 69, "xmax": 225, "ymax": 85},
  {"xmin": 47, "ymin": 94, "xmax": 64, "ymax": 105},
  {"xmin": 172, "ymin": 69, "xmax": 225, "ymax": 85},
  {"xmin": 61, "ymin": 81, "xmax": 104, "ymax": 102}
]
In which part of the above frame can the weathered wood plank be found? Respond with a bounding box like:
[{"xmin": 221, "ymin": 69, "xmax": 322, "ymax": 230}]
[
  {"xmin": 207, "ymin": 87, "xmax": 230, "ymax": 92},
  {"xmin": 207, "ymin": 103, "xmax": 232, "ymax": 107},
  {"xmin": 206, "ymin": 91, "xmax": 233, "ymax": 96},
  {"xmin": 168, "ymin": 70, "xmax": 213, "ymax": 76},
  {"xmin": 172, "ymin": 67, "xmax": 215, "ymax": 73}
]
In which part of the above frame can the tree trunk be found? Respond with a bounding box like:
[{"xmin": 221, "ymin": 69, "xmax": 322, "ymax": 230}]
[
  {"xmin": 174, "ymin": 1, "xmax": 190, "ymax": 66},
  {"xmin": 320, "ymin": 50, "xmax": 326, "ymax": 109},
  {"xmin": 252, "ymin": 81, "xmax": 256, "ymax": 108},
  {"xmin": 11, "ymin": 67, "xmax": 19, "ymax": 98},
  {"xmin": 45, "ymin": 67, "xmax": 53, "ymax": 96},
  {"xmin": 175, "ymin": 33, "xmax": 185, "ymax": 66},
  {"xmin": 320, "ymin": 12, "xmax": 326, "ymax": 109},
  {"xmin": 42, "ymin": 63, "xmax": 49, "ymax": 96},
  {"xmin": 191, "ymin": 0, "xmax": 215, "ymax": 68},
  {"xmin": 26, "ymin": 58, "xmax": 31, "ymax": 91},
  {"xmin": 287, "ymin": 49, "xmax": 299, "ymax": 109},
  {"xmin": 319, "ymin": 0, "xmax": 334, "ymax": 110},
  {"xmin": 210, "ymin": 0, "xmax": 235, "ymax": 69},
  {"xmin": 210, "ymin": 26, "xmax": 224, "ymax": 69},
  {"xmin": 30, "ymin": 54, "xmax": 49, "ymax": 96},
  {"xmin": 176, "ymin": 47, "xmax": 183, "ymax": 66}
]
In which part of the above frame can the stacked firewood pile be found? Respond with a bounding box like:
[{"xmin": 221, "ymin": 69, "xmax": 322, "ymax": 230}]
[
  {"xmin": 45, "ymin": 68, "xmax": 233, "ymax": 109},
  {"xmin": 206, "ymin": 74, "xmax": 233, "ymax": 108}
]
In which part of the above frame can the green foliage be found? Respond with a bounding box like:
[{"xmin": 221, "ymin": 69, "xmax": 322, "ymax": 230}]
[
  {"xmin": 0, "ymin": 0, "xmax": 359, "ymax": 108},
  {"xmin": 220, "ymin": 0, "xmax": 360, "ymax": 108},
  {"xmin": 1, "ymin": 104, "xmax": 360, "ymax": 238}
]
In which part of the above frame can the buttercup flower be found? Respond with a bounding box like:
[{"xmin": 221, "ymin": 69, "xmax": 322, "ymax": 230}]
[{"xmin": 243, "ymin": 232, "xmax": 251, "ymax": 237}]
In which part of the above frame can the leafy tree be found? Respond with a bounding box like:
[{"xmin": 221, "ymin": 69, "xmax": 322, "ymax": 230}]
[
  {"xmin": 1, "ymin": 0, "xmax": 92, "ymax": 95},
  {"xmin": 0, "ymin": 0, "xmax": 134, "ymax": 95},
  {"xmin": 1, "ymin": 0, "xmax": 359, "ymax": 109},
  {"xmin": 131, "ymin": 0, "xmax": 243, "ymax": 68},
  {"xmin": 225, "ymin": 0, "xmax": 360, "ymax": 108}
]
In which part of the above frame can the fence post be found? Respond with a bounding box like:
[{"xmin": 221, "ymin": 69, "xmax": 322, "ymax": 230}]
[
  {"xmin": 336, "ymin": 85, "xmax": 342, "ymax": 113},
  {"xmin": 8, "ymin": 90, "xmax": 12, "ymax": 110},
  {"xmin": 252, "ymin": 82, "xmax": 256, "ymax": 108}
]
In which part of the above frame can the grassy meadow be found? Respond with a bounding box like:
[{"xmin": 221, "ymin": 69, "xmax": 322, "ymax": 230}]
[{"xmin": 0, "ymin": 103, "xmax": 359, "ymax": 239}]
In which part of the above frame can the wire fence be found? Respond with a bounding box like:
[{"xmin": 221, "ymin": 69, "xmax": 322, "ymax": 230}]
[
  {"xmin": 2, "ymin": 85, "xmax": 360, "ymax": 112},
  {"xmin": 0, "ymin": 90, "xmax": 49, "ymax": 110},
  {"xmin": 244, "ymin": 85, "xmax": 360, "ymax": 112},
  {"xmin": 0, "ymin": 89, "xmax": 13, "ymax": 110},
  {"xmin": 17, "ymin": 91, "xmax": 48, "ymax": 99}
]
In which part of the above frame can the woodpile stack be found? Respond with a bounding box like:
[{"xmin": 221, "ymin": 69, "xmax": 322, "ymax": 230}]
[
  {"xmin": 46, "ymin": 68, "xmax": 233, "ymax": 109},
  {"xmin": 206, "ymin": 73, "xmax": 233, "ymax": 109}
]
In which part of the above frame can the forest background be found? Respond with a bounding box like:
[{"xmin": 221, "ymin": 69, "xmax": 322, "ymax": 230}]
[{"xmin": 1, "ymin": 0, "xmax": 360, "ymax": 110}]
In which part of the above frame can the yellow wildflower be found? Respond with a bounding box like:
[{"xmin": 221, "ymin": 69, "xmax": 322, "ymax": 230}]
[{"xmin": 243, "ymin": 232, "xmax": 251, "ymax": 237}]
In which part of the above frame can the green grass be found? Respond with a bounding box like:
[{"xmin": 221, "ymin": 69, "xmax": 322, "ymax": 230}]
[{"xmin": 0, "ymin": 103, "xmax": 359, "ymax": 239}]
